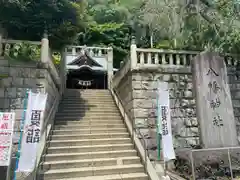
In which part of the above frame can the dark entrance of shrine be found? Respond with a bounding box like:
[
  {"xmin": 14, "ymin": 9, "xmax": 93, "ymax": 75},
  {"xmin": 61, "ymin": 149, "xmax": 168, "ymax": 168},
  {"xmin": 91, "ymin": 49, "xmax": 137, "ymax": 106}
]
[{"xmin": 66, "ymin": 68, "xmax": 108, "ymax": 89}]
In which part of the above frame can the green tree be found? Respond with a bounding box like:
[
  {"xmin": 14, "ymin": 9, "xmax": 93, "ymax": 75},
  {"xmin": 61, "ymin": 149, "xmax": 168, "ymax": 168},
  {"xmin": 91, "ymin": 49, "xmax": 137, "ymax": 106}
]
[
  {"xmin": 78, "ymin": 0, "xmax": 136, "ymax": 68},
  {"xmin": 0, "ymin": 0, "xmax": 88, "ymax": 49},
  {"xmin": 78, "ymin": 23, "xmax": 131, "ymax": 68}
]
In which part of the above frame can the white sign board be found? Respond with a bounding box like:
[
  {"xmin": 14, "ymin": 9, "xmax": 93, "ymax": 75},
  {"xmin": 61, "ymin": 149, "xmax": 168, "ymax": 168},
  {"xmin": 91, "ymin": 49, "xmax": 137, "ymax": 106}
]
[
  {"xmin": 18, "ymin": 91, "xmax": 47, "ymax": 172},
  {"xmin": 78, "ymin": 80, "xmax": 93, "ymax": 86},
  {"xmin": 158, "ymin": 82, "xmax": 175, "ymax": 161},
  {"xmin": 0, "ymin": 112, "xmax": 15, "ymax": 166}
]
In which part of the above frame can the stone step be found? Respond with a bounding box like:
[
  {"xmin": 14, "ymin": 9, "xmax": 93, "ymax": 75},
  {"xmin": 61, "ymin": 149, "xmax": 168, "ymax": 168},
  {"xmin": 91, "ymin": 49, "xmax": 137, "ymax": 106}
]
[
  {"xmin": 52, "ymin": 128, "xmax": 127, "ymax": 135},
  {"xmin": 54, "ymin": 120, "xmax": 123, "ymax": 125},
  {"xmin": 64, "ymin": 90, "xmax": 110, "ymax": 94},
  {"xmin": 55, "ymin": 112, "xmax": 120, "ymax": 116},
  {"xmin": 55, "ymin": 117, "xmax": 123, "ymax": 122},
  {"xmin": 58, "ymin": 105, "xmax": 117, "ymax": 108},
  {"xmin": 44, "ymin": 150, "xmax": 137, "ymax": 161},
  {"xmin": 54, "ymin": 124, "xmax": 125, "ymax": 130},
  {"xmin": 65, "ymin": 90, "xmax": 110, "ymax": 92},
  {"xmin": 61, "ymin": 100, "xmax": 114, "ymax": 104},
  {"xmin": 64, "ymin": 90, "xmax": 109, "ymax": 92},
  {"xmin": 41, "ymin": 164, "xmax": 144, "ymax": 179},
  {"xmin": 62, "ymin": 96, "xmax": 112, "ymax": 100},
  {"xmin": 60, "ymin": 101, "xmax": 115, "ymax": 105},
  {"xmin": 56, "ymin": 111, "xmax": 120, "ymax": 117},
  {"xmin": 48, "ymin": 173, "xmax": 148, "ymax": 180},
  {"xmin": 61, "ymin": 98, "xmax": 113, "ymax": 101},
  {"xmin": 55, "ymin": 113, "xmax": 121, "ymax": 120},
  {"xmin": 41, "ymin": 157, "xmax": 140, "ymax": 170},
  {"xmin": 64, "ymin": 93, "xmax": 111, "ymax": 95},
  {"xmin": 49, "ymin": 138, "xmax": 131, "ymax": 147},
  {"xmin": 58, "ymin": 107, "xmax": 119, "ymax": 113},
  {"xmin": 63, "ymin": 96, "xmax": 112, "ymax": 99},
  {"xmin": 47, "ymin": 144, "xmax": 134, "ymax": 154},
  {"xmin": 62, "ymin": 99, "xmax": 112, "ymax": 101},
  {"xmin": 50, "ymin": 133, "xmax": 130, "ymax": 140},
  {"xmin": 60, "ymin": 103, "xmax": 116, "ymax": 107}
]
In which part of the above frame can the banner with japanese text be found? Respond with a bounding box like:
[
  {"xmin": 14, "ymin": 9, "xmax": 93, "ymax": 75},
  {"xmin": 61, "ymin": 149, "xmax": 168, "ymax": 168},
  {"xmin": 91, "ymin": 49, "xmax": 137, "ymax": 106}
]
[
  {"xmin": 0, "ymin": 113, "xmax": 15, "ymax": 166},
  {"xmin": 158, "ymin": 82, "xmax": 175, "ymax": 161},
  {"xmin": 18, "ymin": 91, "xmax": 47, "ymax": 172}
]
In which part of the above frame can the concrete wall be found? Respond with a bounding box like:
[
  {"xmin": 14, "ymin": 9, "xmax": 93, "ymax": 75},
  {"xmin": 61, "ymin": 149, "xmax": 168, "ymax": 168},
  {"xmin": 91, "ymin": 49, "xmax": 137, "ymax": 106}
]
[{"xmin": 115, "ymin": 64, "xmax": 240, "ymax": 160}]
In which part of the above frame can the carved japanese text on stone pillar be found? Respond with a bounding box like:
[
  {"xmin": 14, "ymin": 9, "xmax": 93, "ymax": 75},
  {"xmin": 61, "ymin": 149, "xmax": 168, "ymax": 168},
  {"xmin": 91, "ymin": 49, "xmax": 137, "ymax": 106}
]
[{"xmin": 192, "ymin": 52, "xmax": 238, "ymax": 148}]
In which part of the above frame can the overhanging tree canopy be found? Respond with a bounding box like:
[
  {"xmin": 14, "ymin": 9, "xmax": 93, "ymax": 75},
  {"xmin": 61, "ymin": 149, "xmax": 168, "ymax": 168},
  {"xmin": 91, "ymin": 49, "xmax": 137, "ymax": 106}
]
[{"xmin": 0, "ymin": 0, "xmax": 88, "ymax": 49}]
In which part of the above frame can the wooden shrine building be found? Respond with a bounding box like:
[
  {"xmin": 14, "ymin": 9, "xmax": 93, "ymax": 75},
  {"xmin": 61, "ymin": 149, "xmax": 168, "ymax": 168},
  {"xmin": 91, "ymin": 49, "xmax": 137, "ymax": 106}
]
[{"xmin": 66, "ymin": 49, "xmax": 117, "ymax": 89}]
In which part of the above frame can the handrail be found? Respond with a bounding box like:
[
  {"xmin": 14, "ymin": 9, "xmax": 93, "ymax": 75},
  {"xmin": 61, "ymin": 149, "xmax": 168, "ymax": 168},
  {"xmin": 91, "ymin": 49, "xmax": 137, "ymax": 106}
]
[
  {"xmin": 2, "ymin": 39, "xmax": 41, "ymax": 45},
  {"xmin": 110, "ymin": 81, "xmax": 160, "ymax": 180},
  {"xmin": 112, "ymin": 87, "xmax": 147, "ymax": 172},
  {"xmin": 33, "ymin": 91, "xmax": 61, "ymax": 179},
  {"xmin": 136, "ymin": 48, "xmax": 198, "ymax": 55},
  {"xmin": 135, "ymin": 127, "xmax": 148, "ymax": 173},
  {"xmin": 66, "ymin": 45, "xmax": 109, "ymax": 50}
]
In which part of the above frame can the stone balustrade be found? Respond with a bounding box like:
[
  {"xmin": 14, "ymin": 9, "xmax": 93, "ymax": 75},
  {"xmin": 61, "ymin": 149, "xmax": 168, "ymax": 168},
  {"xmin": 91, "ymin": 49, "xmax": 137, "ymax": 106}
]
[
  {"xmin": 66, "ymin": 45, "xmax": 109, "ymax": 57},
  {"xmin": 133, "ymin": 47, "xmax": 238, "ymax": 69},
  {"xmin": 135, "ymin": 48, "xmax": 197, "ymax": 67},
  {"xmin": 0, "ymin": 39, "xmax": 41, "ymax": 58}
]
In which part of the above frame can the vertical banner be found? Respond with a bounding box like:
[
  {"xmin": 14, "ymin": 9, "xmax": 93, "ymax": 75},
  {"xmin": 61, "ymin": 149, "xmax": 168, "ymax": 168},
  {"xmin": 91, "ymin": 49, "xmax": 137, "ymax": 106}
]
[
  {"xmin": 18, "ymin": 91, "xmax": 47, "ymax": 172},
  {"xmin": 158, "ymin": 82, "xmax": 175, "ymax": 161},
  {"xmin": 0, "ymin": 113, "xmax": 15, "ymax": 166}
]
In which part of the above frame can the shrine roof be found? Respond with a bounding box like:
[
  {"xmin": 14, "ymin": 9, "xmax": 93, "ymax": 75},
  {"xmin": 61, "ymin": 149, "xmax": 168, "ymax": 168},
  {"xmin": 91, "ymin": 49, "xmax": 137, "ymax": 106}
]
[
  {"xmin": 67, "ymin": 52, "xmax": 102, "ymax": 67},
  {"xmin": 66, "ymin": 51, "xmax": 118, "ymax": 72}
]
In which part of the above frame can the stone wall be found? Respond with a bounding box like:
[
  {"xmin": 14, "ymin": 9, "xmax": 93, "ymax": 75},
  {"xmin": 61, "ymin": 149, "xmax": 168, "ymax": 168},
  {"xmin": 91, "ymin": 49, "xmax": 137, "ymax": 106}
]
[
  {"xmin": 228, "ymin": 70, "xmax": 240, "ymax": 142},
  {"xmin": 0, "ymin": 61, "xmax": 59, "ymax": 140},
  {"xmin": 115, "ymin": 71, "xmax": 133, "ymax": 119},
  {"xmin": 115, "ymin": 65, "xmax": 240, "ymax": 160},
  {"xmin": 0, "ymin": 59, "xmax": 60, "ymax": 179}
]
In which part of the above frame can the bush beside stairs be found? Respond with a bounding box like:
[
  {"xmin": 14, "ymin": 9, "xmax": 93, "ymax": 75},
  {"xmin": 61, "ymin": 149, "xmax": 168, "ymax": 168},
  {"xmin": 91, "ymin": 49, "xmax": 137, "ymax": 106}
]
[{"xmin": 38, "ymin": 89, "xmax": 150, "ymax": 180}]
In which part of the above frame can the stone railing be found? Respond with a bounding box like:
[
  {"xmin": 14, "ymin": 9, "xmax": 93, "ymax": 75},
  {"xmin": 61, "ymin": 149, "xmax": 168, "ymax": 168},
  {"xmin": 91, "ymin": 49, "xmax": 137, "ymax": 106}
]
[
  {"xmin": 65, "ymin": 45, "xmax": 109, "ymax": 57},
  {"xmin": 41, "ymin": 35, "xmax": 62, "ymax": 92},
  {"xmin": 113, "ymin": 43, "xmax": 240, "ymax": 89},
  {"xmin": 133, "ymin": 48, "xmax": 238, "ymax": 69},
  {"xmin": 0, "ymin": 39, "xmax": 41, "ymax": 60},
  {"xmin": 134, "ymin": 48, "xmax": 197, "ymax": 68}
]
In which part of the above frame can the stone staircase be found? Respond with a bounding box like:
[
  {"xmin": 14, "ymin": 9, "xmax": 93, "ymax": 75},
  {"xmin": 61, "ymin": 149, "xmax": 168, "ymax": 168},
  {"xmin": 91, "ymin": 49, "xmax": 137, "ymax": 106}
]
[{"xmin": 39, "ymin": 89, "xmax": 149, "ymax": 180}]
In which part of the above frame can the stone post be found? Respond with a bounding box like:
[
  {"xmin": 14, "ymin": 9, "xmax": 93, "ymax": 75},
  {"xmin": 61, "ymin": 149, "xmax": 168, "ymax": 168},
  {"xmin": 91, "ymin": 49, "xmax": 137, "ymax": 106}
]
[
  {"xmin": 107, "ymin": 46, "xmax": 113, "ymax": 89},
  {"xmin": 40, "ymin": 31, "xmax": 49, "ymax": 63},
  {"xmin": 60, "ymin": 47, "xmax": 67, "ymax": 94},
  {"xmin": 0, "ymin": 25, "xmax": 3, "ymax": 58},
  {"xmin": 130, "ymin": 36, "xmax": 137, "ymax": 70}
]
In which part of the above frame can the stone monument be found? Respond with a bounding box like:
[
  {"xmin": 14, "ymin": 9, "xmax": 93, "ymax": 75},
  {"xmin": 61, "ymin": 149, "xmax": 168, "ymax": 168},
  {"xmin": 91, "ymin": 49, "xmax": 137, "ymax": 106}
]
[{"xmin": 192, "ymin": 52, "xmax": 238, "ymax": 148}]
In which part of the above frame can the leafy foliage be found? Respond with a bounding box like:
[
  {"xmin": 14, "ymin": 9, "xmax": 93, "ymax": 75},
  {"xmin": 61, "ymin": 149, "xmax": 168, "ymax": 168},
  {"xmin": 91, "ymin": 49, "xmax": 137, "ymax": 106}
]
[
  {"xmin": 78, "ymin": 23, "xmax": 131, "ymax": 68},
  {"xmin": 6, "ymin": 43, "xmax": 41, "ymax": 62},
  {"xmin": 3, "ymin": 0, "xmax": 240, "ymax": 65},
  {"xmin": 140, "ymin": 0, "xmax": 240, "ymax": 54},
  {"xmin": 0, "ymin": 0, "xmax": 88, "ymax": 49}
]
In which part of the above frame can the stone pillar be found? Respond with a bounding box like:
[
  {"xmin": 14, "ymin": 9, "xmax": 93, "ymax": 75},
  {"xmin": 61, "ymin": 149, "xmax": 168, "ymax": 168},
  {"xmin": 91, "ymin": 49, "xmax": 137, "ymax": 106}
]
[
  {"xmin": 60, "ymin": 48, "xmax": 67, "ymax": 94},
  {"xmin": 72, "ymin": 47, "xmax": 77, "ymax": 56},
  {"xmin": 107, "ymin": 46, "xmax": 113, "ymax": 89},
  {"xmin": 41, "ymin": 31, "xmax": 49, "ymax": 63},
  {"xmin": 0, "ymin": 25, "xmax": 3, "ymax": 58},
  {"xmin": 130, "ymin": 36, "xmax": 137, "ymax": 70}
]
